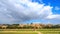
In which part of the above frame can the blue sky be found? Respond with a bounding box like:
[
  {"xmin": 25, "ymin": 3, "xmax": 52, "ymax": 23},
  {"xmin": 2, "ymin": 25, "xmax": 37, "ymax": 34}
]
[
  {"xmin": 43, "ymin": 0, "xmax": 60, "ymax": 14},
  {"xmin": 32, "ymin": 0, "xmax": 60, "ymax": 14},
  {"xmin": 0, "ymin": 0, "xmax": 60, "ymax": 24}
]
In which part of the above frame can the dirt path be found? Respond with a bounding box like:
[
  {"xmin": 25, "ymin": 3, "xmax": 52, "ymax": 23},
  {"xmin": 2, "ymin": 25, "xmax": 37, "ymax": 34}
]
[
  {"xmin": 35, "ymin": 31, "xmax": 42, "ymax": 34},
  {"xmin": 38, "ymin": 32, "xmax": 42, "ymax": 34}
]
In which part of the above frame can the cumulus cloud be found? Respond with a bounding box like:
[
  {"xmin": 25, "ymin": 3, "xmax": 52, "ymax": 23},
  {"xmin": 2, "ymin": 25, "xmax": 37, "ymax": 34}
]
[
  {"xmin": 46, "ymin": 15, "xmax": 60, "ymax": 19},
  {"xmin": 55, "ymin": 6, "xmax": 60, "ymax": 10},
  {"xmin": 0, "ymin": 0, "xmax": 60, "ymax": 24}
]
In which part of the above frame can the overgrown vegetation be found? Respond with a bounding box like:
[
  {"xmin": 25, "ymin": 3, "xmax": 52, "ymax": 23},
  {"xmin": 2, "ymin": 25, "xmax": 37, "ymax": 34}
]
[{"xmin": 0, "ymin": 23, "xmax": 60, "ymax": 29}]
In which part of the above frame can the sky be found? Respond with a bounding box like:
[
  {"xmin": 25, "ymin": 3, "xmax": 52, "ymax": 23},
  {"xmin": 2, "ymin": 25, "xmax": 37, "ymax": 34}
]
[{"xmin": 0, "ymin": 0, "xmax": 60, "ymax": 24}]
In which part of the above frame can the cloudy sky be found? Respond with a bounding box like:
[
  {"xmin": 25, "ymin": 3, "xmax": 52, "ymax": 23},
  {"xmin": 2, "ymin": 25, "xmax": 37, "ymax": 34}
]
[{"xmin": 0, "ymin": 0, "xmax": 60, "ymax": 24}]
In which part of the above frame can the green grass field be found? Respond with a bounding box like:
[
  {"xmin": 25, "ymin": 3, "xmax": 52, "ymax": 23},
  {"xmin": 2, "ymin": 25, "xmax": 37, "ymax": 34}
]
[
  {"xmin": 0, "ymin": 29, "xmax": 60, "ymax": 34},
  {"xmin": 37, "ymin": 29, "xmax": 60, "ymax": 34},
  {"xmin": 0, "ymin": 31, "xmax": 37, "ymax": 34}
]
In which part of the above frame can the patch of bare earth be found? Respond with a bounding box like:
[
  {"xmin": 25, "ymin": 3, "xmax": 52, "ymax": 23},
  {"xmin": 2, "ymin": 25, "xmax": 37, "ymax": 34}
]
[
  {"xmin": 38, "ymin": 32, "xmax": 42, "ymax": 34},
  {"xmin": 35, "ymin": 31, "xmax": 42, "ymax": 34}
]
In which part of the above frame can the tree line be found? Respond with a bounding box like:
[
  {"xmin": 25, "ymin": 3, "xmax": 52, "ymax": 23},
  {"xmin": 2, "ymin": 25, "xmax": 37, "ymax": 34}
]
[{"xmin": 0, "ymin": 23, "xmax": 60, "ymax": 29}]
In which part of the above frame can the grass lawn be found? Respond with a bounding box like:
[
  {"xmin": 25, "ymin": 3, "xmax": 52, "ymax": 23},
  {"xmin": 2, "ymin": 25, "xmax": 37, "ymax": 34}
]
[
  {"xmin": 0, "ymin": 31, "xmax": 37, "ymax": 34},
  {"xmin": 37, "ymin": 29, "xmax": 60, "ymax": 34},
  {"xmin": 0, "ymin": 29, "xmax": 60, "ymax": 34}
]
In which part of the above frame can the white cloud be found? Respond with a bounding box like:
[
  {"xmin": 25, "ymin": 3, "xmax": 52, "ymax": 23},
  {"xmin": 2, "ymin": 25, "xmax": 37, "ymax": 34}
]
[
  {"xmin": 0, "ymin": 0, "xmax": 60, "ymax": 24},
  {"xmin": 55, "ymin": 6, "xmax": 60, "ymax": 10},
  {"xmin": 46, "ymin": 15, "xmax": 60, "ymax": 19}
]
